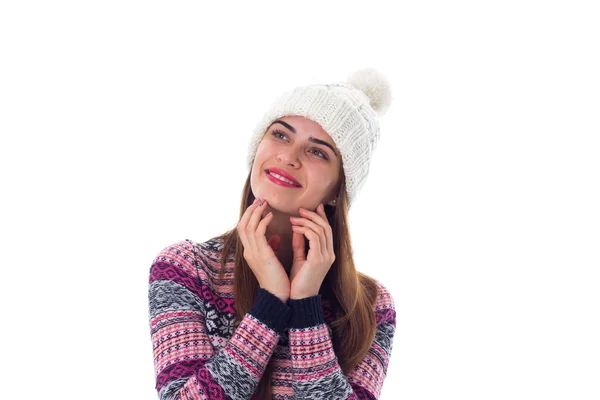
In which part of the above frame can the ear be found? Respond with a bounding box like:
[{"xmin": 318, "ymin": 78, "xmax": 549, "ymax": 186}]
[{"xmin": 326, "ymin": 198, "xmax": 337, "ymax": 207}]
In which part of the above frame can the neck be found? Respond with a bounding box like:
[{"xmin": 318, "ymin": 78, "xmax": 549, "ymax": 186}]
[{"xmin": 264, "ymin": 206, "xmax": 295, "ymax": 271}]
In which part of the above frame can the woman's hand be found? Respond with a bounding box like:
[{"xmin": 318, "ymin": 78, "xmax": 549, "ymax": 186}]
[
  {"xmin": 237, "ymin": 198, "xmax": 290, "ymax": 303},
  {"xmin": 289, "ymin": 203, "xmax": 336, "ymax": 299}
]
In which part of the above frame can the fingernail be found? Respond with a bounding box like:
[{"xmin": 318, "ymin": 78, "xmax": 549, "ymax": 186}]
[
  {"xmin": 260, "ymin": 199, "xmax": 265, "ymax": 206},
  {"xmin": 253, "ymin": 198, "xmax": 258, "ymax": 204}
]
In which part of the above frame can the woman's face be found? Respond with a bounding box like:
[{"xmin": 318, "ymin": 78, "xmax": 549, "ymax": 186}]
[{"xmin": 250, "ymin": 115, "xmax": 342, "ymax": 214}]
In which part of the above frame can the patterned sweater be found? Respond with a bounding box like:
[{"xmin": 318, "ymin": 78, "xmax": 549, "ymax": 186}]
[{"xmin": 148, "ymin": 238, "xmax": 396, "ymax": 399}]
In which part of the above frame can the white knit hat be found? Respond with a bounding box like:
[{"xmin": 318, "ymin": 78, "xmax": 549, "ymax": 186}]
[{"xmin": 246, "ymin": 68, "xmax": 393, "ymax": 209}]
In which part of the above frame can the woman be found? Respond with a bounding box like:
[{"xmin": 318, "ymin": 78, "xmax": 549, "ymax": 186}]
[{"xmin": 149, "ymin": 68, "xmax": 397, "ymax": 399}]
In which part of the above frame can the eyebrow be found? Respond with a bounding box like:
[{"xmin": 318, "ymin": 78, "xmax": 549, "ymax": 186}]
[{"xmin": 268, "ymin": 119, "xmax": 338, "ymax": 158}]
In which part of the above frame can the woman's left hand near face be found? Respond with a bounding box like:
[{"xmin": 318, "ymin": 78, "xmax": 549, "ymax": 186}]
[{"xmin": 289, "ymin": 203, "xmax": 336, "ymax": 299}]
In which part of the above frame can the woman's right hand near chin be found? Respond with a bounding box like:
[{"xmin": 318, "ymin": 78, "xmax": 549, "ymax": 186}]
[{"xmin": 236, "ymin": 198, "xmax": 290, "ymax": 303}]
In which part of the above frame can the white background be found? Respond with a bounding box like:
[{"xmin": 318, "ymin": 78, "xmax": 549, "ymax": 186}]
[{"xmin": 1, "ymin": 1, "xmax": 599, "ymax": 399}]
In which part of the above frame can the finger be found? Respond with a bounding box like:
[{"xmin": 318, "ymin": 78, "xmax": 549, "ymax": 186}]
[
  {"xmin": 292, "ymin": 230, "xmax": 305, "ymax": 263},
  {"xmin": 237, "ymin": 198, "xmax": 261, "ymax": 248},
  {"xmin": 247, "ymin": 200, "xmax": 269, "ymax": 248},
  {"xmin": 299, "ymin": 206, "xmax": 329, "ymax": 231},
  {"xmin": 257, "ymin": 211, "xmax": 273, "ymax": 238},
  {"xmin": 248, "ymin": 199, "xmax": 268, "ymax": 232},
  {"xmin": 291, "ymin": 217, "xmax": 327, "ymax": 255},
  {"xmin": 316, "ymin": 203, "xmax": 335, "ymax": 258},
  {"xmin": 298, "ymin": 205, "xmax": 330, "ymax": 255},
  {"xmin": 239, "ymin": 198, "xmax": 262, "ymax": 249},
  {"xmin": 291, "ymin": 225, "xmax": 323, "ymax": 259},
  {"xmin": 238, "ymin": 197, "xmax": 260, "ymax": 230}
]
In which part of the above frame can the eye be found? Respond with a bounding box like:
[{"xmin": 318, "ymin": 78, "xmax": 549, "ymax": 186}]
[
  {"xmin": 310, "ymin": 148, "xmax": 328, "ymax": 160},
  {"xmin": 271, "ymin": 129, "xmax": 288, "ymax": 140},
  {"xmin": 271, "ymin": 129, "xmax": 329, "ymax": 160}
]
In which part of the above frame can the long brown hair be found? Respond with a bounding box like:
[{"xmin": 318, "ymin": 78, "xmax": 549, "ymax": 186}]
[{"xmin": 213, "ymin": 167, "xmax": 379, "ymax": 399}]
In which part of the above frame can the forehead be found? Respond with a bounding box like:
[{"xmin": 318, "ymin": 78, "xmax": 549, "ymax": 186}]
[{"xmin": 278, "ymin": 115, "xmax": 325, "ymax": 134}]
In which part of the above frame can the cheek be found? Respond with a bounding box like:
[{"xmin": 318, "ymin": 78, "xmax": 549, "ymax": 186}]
[
  {"xmin": 306, "ymin": 171, "xmax": 333, "ymax": 189},
  {"xmin": 255, "ymin": 140, "xmax": 275, "ymax": 159},
  {"xmin": 322, "ymin": 172, "xmax": 340, "ymax": 191},
  {"xmin": 252, "ymin": 143, "xmax": 275, "ymax": 176},
  {"xmin": 251, "ymin": 150, "xmax": 265, "ymax": 169}
]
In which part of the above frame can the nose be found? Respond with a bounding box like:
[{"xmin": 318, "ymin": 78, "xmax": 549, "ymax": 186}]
[{"xmin": 277, "ymin": 149, "xmax": 300, "ymax": 167}]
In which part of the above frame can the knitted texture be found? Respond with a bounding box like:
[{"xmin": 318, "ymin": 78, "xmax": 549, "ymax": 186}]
[
  {"xmin": 246, "ymin": 68, "xmax": 392, "ymax": 209},
  {"xmin": 148, "ymin": 238, "xmax": 396, "ymax": 399}
]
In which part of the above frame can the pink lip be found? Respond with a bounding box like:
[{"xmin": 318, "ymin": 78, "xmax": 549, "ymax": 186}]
[
  {"xmin": 267, "ymin": 168, "xmax": 301, "ymax": 186},
  {"xmin": 265, "ymin": 170, "xmax": 302, "ymax": 188}
]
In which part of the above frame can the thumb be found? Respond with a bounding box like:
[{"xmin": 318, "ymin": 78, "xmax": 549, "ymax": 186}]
[{"xmin": 292, "ymin": 231, "xmax": 306, "ymax": 263}]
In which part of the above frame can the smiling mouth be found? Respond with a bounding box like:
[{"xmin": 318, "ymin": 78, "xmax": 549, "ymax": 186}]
[{"xmin": 265, "ymin": 170, "xmax": 302, "ymax": 188}]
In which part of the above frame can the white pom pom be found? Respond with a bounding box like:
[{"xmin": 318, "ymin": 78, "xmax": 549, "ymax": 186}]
[{"xmin": 346, "ymin": 68, "xmax": 392, "ymax": 115}]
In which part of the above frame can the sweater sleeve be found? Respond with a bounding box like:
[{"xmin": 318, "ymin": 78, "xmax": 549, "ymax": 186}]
[
  {"xmin": 287, "ymin": 282, "xmax": 396, "ymax": 399},
  {"xmin": 148, "ymin": 241, "xmax": 292, "ymax": 400}
]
